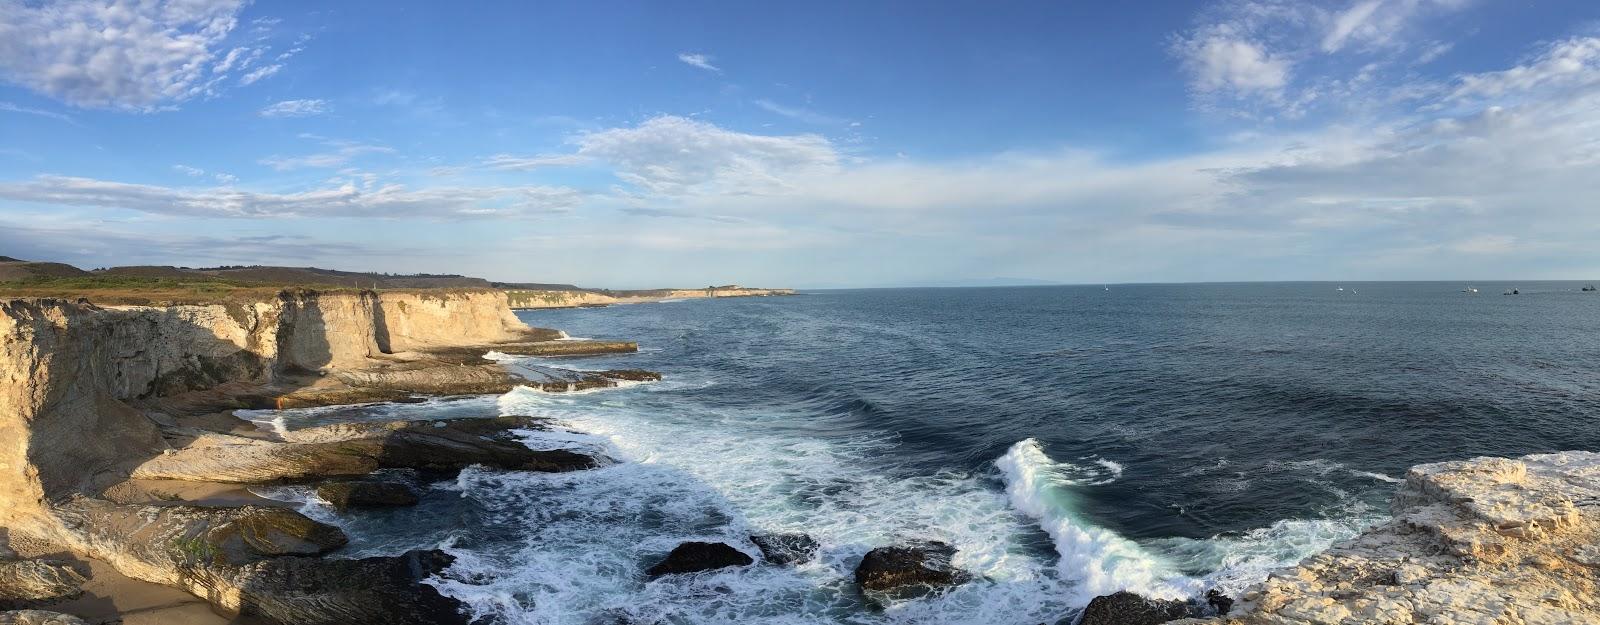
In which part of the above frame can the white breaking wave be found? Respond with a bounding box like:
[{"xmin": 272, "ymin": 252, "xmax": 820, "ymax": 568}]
[
  {"xmin": 428, "ymin": 385, "xmax": 1085, "ymax": 625},
  {"xmin": 996, "ymin": 439, "xmax": 1200, "ymax": 603}
]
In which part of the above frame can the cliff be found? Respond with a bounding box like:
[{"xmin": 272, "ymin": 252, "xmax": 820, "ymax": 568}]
[
  {"xmin": 1161, "ymin": 451, "xmax": 1600, "ymax": 625},
  {"xmin": 0, "ymin": 288, "xmax": 643, "ymax": 623},
  {"xmin": 0, "ymin": 289, "xmax": 611, "ymax": 530}
]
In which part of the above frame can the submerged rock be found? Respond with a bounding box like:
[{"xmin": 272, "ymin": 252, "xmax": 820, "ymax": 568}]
[
  {"xmin": 1077, "ymin": 591, "xmax": 1194, "ymax": 625},
  {"xmin": 316, "ymin": 480, "xmax": 420, "ymax": 511},
  {"xmin": 853, "ymin": 541, "xmax": 968, "ymax": 592},
  {"xmin": 750, "ymin": 533, "xmax": 820, "ymax": 566},
  {"xmin": 0, "ymin": 611, "xmax": 88, "ymax": 625},
  {"xmin": 645, "ymin": 542, "xmax": 754, "ymax": 577},
  {"xmin": 0, "ymin": 560, "xmax": 86, "ymax": 607},
  {"xmin": 598, "ymin": 369, "xmax": 663, "ymax": 383}
]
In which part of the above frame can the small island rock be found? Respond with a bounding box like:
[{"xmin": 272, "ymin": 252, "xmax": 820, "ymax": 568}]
[{"xmin": 645, "ymin": 542, "xmax": 754, "ymax": 577}]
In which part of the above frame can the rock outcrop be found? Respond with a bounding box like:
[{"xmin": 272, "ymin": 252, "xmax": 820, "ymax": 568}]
[
  {"xmin": 645, "ymin": 542, "xmax": 755, "ymax": 577},
  {"xmin": 1177, "ymin": 451, "xmax": 1600, "ymax": 625},
  {"xmin": 1078, "ymin": 591, "xmax": 1196, "ymax": 625},
  {"xmin": 0, "ymin": 559, "xmax": 86, "ymax": 607},
  {"xmin": 853, "ymin": 541, "xmax": 968, "ymax": 593},
  {"xmin": 43, "ymin": 499, "xmax": 466, "ymax": 624},
  {"xmin": 316, "ymin": 480, "xmax": 420, "ymax": 511},
  {"xmin": 132, "ymin": 416, "xmax": 599, "ymax": 483},
  {"xmin": 0, "ymin": 611, "xmax": 87, "ymax": 625}
]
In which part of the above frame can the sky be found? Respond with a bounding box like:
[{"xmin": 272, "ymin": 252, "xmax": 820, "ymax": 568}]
[{"xmin": 1, "ymin": 0, "xmax": 1598, "ymax": 288}]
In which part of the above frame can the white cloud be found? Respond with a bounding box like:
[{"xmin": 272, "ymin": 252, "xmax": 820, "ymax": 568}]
[
  {"xmin": 0, "ymin": 220, "xmax": 389, "ymax": 267},
  {"xmin": 481, "ymin": 154, "xmax": 590, "ymax": 170},
  {"xmin": 575, "ymin": 115, "xmax": 839, "ymax": 196},
  {"xmin": 214, "ymin": 172, "xmax": 238, "ymax": 184},
  {"xmin": 753, "ymin": 99, "xmax": 847, "ymax": 125},
  {"xmin": 0, "ymin": 175, "xmax": 583, "ymax": 219},
  {"xmin": 0, "ymin": 101, "xmax": 75, "ymax": 124},
  {"xmin": 1322, "ymin": 0, "xmax": 1385, "ymax": 52},
  {"xmin": 259, "ymin": 99, "xmax": 329, "ymax": 117},
  {"xmin": 1174, "ymin": 0, "xmax": 1474, "ymax": 114},
  {"xmin": 0, "ymin": 0, "xmax": 247, "ymax": 110},
  {"xmin": 239, "ymin": 64, "xmax": 283, "ymax": 85},
  {"xmin": 1449, "ymin": 37, "xmax": 1600, "ymax": 101},
  {"xmin": 173, "ymin": 164, "xmax": 206, "ymax": 177},
  {"xmin": 260, "ymin": 138, "xmax": 395, "ymax": 171},
  {"xmin": 677, "ymin": 52, "xmax": 721, "ymax": 73},
  {"xmin": 1181, "ymin": 37, "xmax": 1292, "ymax": 94}
]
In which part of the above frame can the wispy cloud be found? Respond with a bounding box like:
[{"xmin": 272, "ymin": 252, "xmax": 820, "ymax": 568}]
[
  {"xmin": 173, "ymin": 164, "xmax": 206, "ymax": 177},
  {"xmin": 239, "ymin": 64, "xmax": 284, "ymax": 86},
  {"xmin": 677, "ymin": 52, "xmax": 721, "ymax": 73},
  {"xmin": 753, "ymin": 99, "xmax": 847, "ymax": 125},
  {"xmin": 0, "ymin": 175, "xmax": 583, "ymax": 219},
  {"xmin": 0, "ymin": 101, "xmax": 77, "ymax": 124},
  {"xmin": 575, "ymin": 115, "xmax": 839, "ymax": 196},
  {"xmin": 260, "ymin": 99, "xmax": 330, "ymax": 117},
  {"xmin": 481, "ymin": 153, "xmax": 590, "ymax": 170},
  {"xmin": 259, "ymin": 136, "xmax": 395, "ymax": 171}
]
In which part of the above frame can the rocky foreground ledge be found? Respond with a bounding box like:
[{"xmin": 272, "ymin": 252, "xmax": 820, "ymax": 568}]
[
  {"xmin": 1089, "ymin": 450, "xmax": 1600, "ymax": 625},
  {"xmin": 0, "ymin": 290, "xmax": 651, "ymax": 624}
]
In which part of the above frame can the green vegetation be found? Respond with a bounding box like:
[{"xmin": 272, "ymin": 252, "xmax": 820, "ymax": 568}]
[{"xmin": 169, "ymin": 535, "xmax": 220, "ymax": 563}]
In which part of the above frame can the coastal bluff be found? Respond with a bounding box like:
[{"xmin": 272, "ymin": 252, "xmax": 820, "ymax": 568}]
[
  {"xmin": 0, "ymin": 289, "xmax": 638, "ymax": 624},
  {"xmin": 1156, "ymin": 450, "xmax": 1600, "ymax": 625},
  {"xmin": 506, "ymin": 285, "xmax": 795, "ymax": 309}
]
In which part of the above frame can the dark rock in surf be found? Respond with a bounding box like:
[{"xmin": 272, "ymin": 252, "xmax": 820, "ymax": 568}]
[
  {"xmin": 316, "ymin": 480, "xmax": 420, "ymax": 512},
  {"xmin": 853, "ymin": 541, "xmax": 968, "ymax": 592},
  {"xmin": 232, "ymin": 548, "xmax": 469, "ymax": 625},
  {"xmin": 1206, "ymin": 589, "xmax": 1233, "ymax": 615},
  {"xmin": 645, "ymin": 542, "xmax": 753, "ymax": 577},
  {"xmin": 750, "ymin": 533, "xmax": 819, "ymax": 566},
  {"xmin": 1076, "ymin": 591, "xmax": 1195, "ymax": 625}
]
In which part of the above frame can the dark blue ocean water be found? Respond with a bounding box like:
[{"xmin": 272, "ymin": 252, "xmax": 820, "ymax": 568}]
[{"xmin": 249, "ymin": 283, "xmax": 1600, "ymax": 624}]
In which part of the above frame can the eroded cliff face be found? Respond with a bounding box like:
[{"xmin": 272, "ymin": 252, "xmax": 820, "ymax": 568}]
[
  {"xmin": 374, "ymin": 290, "xmax": 528, "ymax": 352},
  {"xmin": 0, "ymin": 300, "xmax": 168, "ymax": 527},
  {"xmin": 0, "ymin": 290, "xmax": 533, "ymax": 529}
]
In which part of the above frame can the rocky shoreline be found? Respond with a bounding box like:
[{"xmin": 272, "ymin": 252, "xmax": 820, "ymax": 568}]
[
  {"xmin": 0, "ymin": 290, "xmax": 644, "ymax": 624},
  {"xmin": 2, "ymin": 289, "xmax": 1596, "ymax": 624}
]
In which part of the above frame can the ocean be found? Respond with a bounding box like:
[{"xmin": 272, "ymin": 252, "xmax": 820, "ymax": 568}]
[{"xmin": 246, "ymin": 282, "xmax": 1600, "ymax": 624}]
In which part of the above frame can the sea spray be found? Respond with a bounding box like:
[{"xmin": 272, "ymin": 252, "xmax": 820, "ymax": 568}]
[{"xmin": 996, "ymin": 438, "xmax": 1200, "ymax": 603}]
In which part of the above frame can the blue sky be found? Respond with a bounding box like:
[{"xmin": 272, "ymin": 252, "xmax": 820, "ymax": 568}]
[{"xmin": 2, "ymin": 0, "xmax": 1598, "ymax": 288}]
